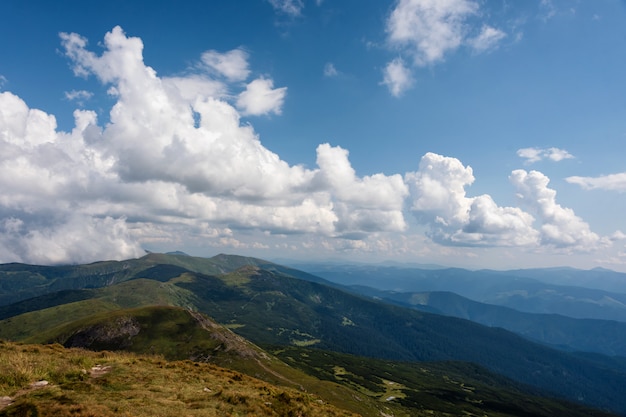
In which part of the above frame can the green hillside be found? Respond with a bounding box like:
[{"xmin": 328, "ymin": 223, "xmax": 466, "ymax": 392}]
[
  {"xmin": 272, "ymin": 346, "xmax": 616, "ymax": 417},
  {"xmin": 0, "ymin": 253, "xmax": 236, "ymax": 307},
  {"xmin": 2, "ymin": 306, "xmax": 615, "ymax": 417},
  {"xmin": 1, "ymin": 253, "xmax": 626, "ymax": 415}
]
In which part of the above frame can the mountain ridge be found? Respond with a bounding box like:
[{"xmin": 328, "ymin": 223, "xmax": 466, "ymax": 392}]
[{"xmin": 349, "ymin": 286, "xmax": 626, "ymax": 357}]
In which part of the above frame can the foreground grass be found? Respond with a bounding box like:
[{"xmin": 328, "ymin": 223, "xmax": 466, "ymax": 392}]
[{"xmin": 0, "ymin": 341, "xmax": 357, "ymax": 417}]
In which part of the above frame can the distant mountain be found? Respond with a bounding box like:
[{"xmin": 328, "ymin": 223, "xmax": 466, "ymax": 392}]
[
  {"xmin": 296, "ymin": 264, "xmax": 626, "ymax": 322},
  {"xmin": 349, "ymin": 286, "xmax": 626, "ymax": 357},
  {"xmin": 487, "ymin": 267, "xmax": 626, "ymax": 294},
  {"xmin": 2, "ymin": 253, "xmax": 626, "ymax": 415},
  {"xmin": 280, "ymin": 259, "xmax": 446, "ymax": 270},
  {"xmin": 165, "ymin": 250, "xmax": 190, "ymax": 256},
  {"xmin": 0, "ymin": 252, "xmax": 271, "ymax": 306}
]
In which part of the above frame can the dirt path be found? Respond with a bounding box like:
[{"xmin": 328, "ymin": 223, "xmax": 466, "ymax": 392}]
[
  {"xmin": 187, "ymin": 309, "xmax": 304, "ymax": 390},
  {"xmin": 252, "ymin": 357, "xmax": 305, "ymax": 391}
]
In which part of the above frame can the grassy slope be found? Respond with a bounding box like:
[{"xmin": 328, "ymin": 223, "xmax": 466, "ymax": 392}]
[
  {"xmin": 0, "ymin": 278, "xmax": 192, "ymax": 341},
  {"xmin": 0, "ymin": 341, "xmax": 358, "ymax": 417},
  {"xmin": 16, "ymin": 305, "xmax": 395, "ymax": 417}
]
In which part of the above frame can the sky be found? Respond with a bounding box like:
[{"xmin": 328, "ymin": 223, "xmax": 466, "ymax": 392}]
[{"xmin": 1, "ymin": 0, "xmax": 626, "ymax": 271}]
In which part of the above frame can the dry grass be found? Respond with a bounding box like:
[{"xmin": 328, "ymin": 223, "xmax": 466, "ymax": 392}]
[{"xmin": 0, "ymin": 341, "xmax": 358, "ymax": 417}]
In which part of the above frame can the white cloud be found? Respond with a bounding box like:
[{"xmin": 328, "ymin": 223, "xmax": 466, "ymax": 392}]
[
  {"xmin": 510, "ymin": 170, "xmax": 601, "ymax": 250},
  {"xmin": 0, "ymin": 26, "xmax": 416, "ymax": 264},
  {"xmin": 0, "ymin": 91, "xmax": 58, "ymax": 148},
  {"xmin": 162, "ymin": 75, "xmax": 226, "ymax": 103},
  {"xmin": 64, "ymin": 90, "xmax": 93, "ymax": 107},
  {"xmin": 404, "ymin": 153, "xmax": 608, "ymax": 252},
  {"xmin": 566, "ymin": 172, "xmax": 626, "ymax": 192},
  {"xmin": 382, "ymin": 0, "xmax": 506, "ymax": 96},
  {"xmin": 0, "ymin": 26, "xmax": 616, "ymax": 266},
  {"xmin": 200, "ymin": 49, "xmax": 250, "ymax": 82},
  {"xmin": 315, "ymin": 144, "xmax": 408, "ymax": 235},
  {"xmin": 381, "ymin": 58, "xmax": 414, "ymax": 97},
  {"xmin": 64, "ymin": 89, "xmax": 93, "ymax": 102},
  {"xmin": 236, "ymin": 77, "xmax": 287, "ymax": 116},
  {"xmin": 323, "ymin": 62, "xmax": 339, "ymax": 77},
  {"xmin": 517, "ymin": 147, "xmax": 574, "ymax": 164},
  {"xmin": 0, "ymin": 75, "xmax": 7, "ymax": 89},
  {"xmin": 0, "ymin": 215, "xmax": 142, "ymax": 265},
  {"xmin": 405, "ymin": 153, "xmax": 538, "ymax": 247},
  {"xmin": 544, "ymin": 148, "xmax": 574, "ymax": 162},
  {"xmin": 387, "ymin": 0, "xmax": 482, "ymax": 66},
  {"xmin": 468, "ymin": 25, "xmax": 506, "ymax": 53},
  {"xmin": 268, "ymin": 0, "xmax": 304, "ymax": 17},
  {"xmin": 516, "ymin": 147, "xmax": 542, "ymax": 163}
]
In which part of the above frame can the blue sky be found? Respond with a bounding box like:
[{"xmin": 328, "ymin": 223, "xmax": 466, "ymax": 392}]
[{"xmin": 1, "ymin": 0, "xmax": 626, "ymax": 271}]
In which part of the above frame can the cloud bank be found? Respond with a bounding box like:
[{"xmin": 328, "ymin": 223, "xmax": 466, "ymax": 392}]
[
  {"xmin": 0, "ymin": 27, "xmax": 404, "ymax": 263},
  {"xmin": 0, "ymin": 26, "xmax": 615, "ymax": 265}
]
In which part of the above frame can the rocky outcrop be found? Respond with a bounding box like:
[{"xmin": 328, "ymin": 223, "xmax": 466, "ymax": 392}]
[{"xmin": 64, "ymin": 316, "xmax": 141, "ymax": 350}]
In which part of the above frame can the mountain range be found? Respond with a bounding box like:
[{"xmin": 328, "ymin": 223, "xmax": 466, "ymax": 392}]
[
  {"xmin": 291, "ymin": 263, "xmax": 626, "ymax": 321},
  {"xmin": 1, "ymin": 253, "xmax": 625, "ymax": 416}
]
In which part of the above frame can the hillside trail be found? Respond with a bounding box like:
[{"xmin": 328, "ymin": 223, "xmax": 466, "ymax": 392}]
[
  {"xmin": 187, "ymin": 310, "xmax": 305, "ymax": 390},
  {"xmin": 0, "ymin": 365, "xmax": 112, "ymax": 411}
]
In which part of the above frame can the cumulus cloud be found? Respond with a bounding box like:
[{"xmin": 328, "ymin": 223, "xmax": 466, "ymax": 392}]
[
  {"xmin": 382, "ymin": 58, "xmax": 414, "ymax": 97},
  {"xmin": 0, "ymin": 26, "xmax": 411, "ymax": 264},
  {"xmin": 0, "ymin": 88, "xmax": 144, "ymax": 264},
  {"xmin": 386, "ymin": 0, "xmax": 478, "ymax": 66},
  {"xmin": 566, "ymin": 172, "xmax": 626, "ymax": 192},
  {"xmin": 382, "ymin": 0, "xmax": 506, "ymax": 96},
  {"xmin": 314, "ymin": 144, "xmax": 408, "ymax": 235},
  {"xmin": 510, "ymin": 170, "xmax": 601, "ymax": 249},
  {"xmin": 0, "ymin": 215, "xmax": 142, "ymax": 265},
  {"xmin": 403, "ymin": 153, "xmax": 611, "ymax": 252},
  {"xmin": 517, "ymin": 147, "xmax": 574, "ymax": 164},
  {"xmin": 200, "ymin": 49, "xmax": 250, "ymax": 82},
  {"xmin": 405, "ymin": 153, "xmax": 538, "ymax": 247},
  {"xmin": 236, "ymin": 77, "xmax": 287, "ymax": 116}
]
